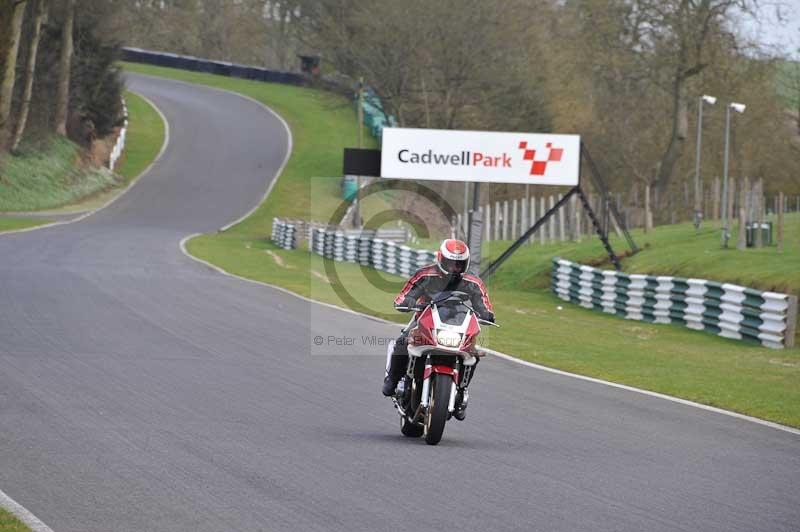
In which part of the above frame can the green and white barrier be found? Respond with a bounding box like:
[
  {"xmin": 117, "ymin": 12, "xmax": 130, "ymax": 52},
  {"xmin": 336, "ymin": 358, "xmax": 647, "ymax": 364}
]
[
  {"xmin": 270, "ymin": 218, "xmax": 297, "ymax": 250},
  {"xmin": 551, "ymin": 257, "xmax": 798, "ymax": 349}
]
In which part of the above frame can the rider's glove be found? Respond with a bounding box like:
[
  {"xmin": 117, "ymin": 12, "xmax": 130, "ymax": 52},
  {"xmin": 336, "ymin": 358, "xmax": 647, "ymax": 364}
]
[{"xmin": 395, "ymin": 297, "xmax": 417, "ymax": 312}]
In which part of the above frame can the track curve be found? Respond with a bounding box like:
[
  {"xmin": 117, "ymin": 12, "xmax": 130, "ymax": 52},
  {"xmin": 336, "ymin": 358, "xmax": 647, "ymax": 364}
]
[{"xmin": 0, "ymin": 74, "xmax": 798, "ymax": 532}]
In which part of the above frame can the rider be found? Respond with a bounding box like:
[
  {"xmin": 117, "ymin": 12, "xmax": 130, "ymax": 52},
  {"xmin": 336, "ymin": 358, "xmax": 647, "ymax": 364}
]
[{"xmin": 382, "ymin": 238, "xmax": 494, "ymax": 419}]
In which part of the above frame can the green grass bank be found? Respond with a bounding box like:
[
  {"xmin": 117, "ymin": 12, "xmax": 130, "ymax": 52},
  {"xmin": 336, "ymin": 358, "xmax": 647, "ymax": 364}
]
[
  {"xmin": 0, "ymin": 507, "xmax": 29, "ymax": 532},
  {"xmin": 125, "ymin": 63, "xmax": 800, "ymax": 428},
  {"xmin": 0, "ymin": 90, "xmax": 164, "ymax": 226}
]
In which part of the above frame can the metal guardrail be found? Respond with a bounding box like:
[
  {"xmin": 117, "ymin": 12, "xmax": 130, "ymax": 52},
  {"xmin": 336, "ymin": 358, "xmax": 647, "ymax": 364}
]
[
  {"xmin": 121, "ymin": 47, "xmax": 308, "ymax": 86},
  {"xmin": 552, "ymin": 257, "xmax": 798, "ymax": 349}
]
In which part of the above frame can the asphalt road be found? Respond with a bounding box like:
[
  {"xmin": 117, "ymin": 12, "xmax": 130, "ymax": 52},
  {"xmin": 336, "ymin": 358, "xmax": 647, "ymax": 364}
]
[{"xmin": 1, "ymin": 74, "xmax": 799, "ymax": 532}]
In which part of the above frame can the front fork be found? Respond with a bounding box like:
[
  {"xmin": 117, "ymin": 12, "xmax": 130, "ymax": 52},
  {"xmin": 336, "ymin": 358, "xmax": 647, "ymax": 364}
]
[{"xmin": 420, "ymin": 362, "xmax": 460, "ymax": 414}]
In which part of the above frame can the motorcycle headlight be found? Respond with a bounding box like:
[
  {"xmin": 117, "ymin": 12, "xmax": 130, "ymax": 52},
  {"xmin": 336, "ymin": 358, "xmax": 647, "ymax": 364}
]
[{"xmin": 436, "ymin": 330, "xmax": 462, "ymax": 348}]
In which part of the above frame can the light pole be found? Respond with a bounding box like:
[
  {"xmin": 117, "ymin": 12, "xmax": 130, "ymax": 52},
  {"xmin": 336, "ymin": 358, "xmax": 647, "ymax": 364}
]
[
  {"xmin": 694, "ymin": 94, "xmax": 716, "ymax": 230},
  {"xmin": 722, "ymin": 101, "xmax": 746, "ymax": 247}
]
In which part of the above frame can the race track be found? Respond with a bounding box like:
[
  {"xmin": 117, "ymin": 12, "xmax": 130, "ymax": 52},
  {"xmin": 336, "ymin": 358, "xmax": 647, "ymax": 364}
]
[{"xmin": 1, "ymin": 73, "xmax": 798, "ymax": 532}]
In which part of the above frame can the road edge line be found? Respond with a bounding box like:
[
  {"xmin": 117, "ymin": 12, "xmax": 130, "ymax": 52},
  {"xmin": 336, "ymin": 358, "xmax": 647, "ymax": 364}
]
[
  {"xmin": 0, "ymin": 488, "xmax": 55, "ymax": 532},
  {"xmin": 0, "ymin": 90, "xmax": 170, "ymax": 238}
]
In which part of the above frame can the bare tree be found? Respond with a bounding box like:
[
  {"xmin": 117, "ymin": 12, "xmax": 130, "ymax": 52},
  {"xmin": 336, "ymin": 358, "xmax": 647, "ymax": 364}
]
[
  {"xmin": 638, "ymin": 0, "xmax": 754, "ymax": 201},
  {"xmin": 54, "ymin": 0, "xmax": 74, "ymax": 136},
  {"xmin": 11, "ymin": 0, "xmax": 46, "ymax": 152},
  {"xmin": 0, "ymin": 0, "xmax": 27, "ymax": 151}
]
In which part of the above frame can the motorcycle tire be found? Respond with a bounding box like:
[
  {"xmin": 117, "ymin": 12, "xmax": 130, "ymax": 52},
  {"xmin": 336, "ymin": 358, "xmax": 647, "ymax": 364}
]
[{"xmin": 424, "ymin": 373, "xmax": 451, "ymax": 445}]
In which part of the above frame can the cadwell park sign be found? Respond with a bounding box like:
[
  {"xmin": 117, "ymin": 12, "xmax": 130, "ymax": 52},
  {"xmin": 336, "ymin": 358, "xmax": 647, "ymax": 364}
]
[{"xmin": 380, "ymin": 128, "xmax": 581, "ymax": 186}]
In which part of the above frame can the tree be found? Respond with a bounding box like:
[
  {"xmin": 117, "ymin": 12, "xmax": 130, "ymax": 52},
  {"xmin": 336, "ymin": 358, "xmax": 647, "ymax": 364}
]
[
  {"xmin": 634, "ymin": 0, "xmax": 754, "ymax": 200},
  {"xmin": 54, "ymin": 0, "xmax": 74, "ymax": 136},
  {"xmin": 0, "ymin": 0, "xmax": 27, "ymax": 151},
  {"xmin": 11, "ymin": 0, "xmax": 46, "ymax": 152}
]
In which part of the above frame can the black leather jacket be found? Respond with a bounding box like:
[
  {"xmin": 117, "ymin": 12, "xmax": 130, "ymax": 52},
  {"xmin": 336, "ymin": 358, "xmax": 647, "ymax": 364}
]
[{"xmin": 393, "ymin": 265, "xmax": 495, "ymax": 322}]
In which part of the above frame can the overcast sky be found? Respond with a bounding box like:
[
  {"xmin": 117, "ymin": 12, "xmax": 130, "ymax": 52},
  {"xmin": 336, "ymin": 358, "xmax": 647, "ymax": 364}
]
[{"xmin": 737, "ymin": 1, "xmax": 800, "ymax": 58}]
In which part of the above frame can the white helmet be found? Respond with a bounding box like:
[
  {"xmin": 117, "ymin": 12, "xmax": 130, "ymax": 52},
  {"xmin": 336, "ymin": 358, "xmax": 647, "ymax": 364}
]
[{"xmin": 436, "ymin": 239, "xmax": 470, "ymax": 275}]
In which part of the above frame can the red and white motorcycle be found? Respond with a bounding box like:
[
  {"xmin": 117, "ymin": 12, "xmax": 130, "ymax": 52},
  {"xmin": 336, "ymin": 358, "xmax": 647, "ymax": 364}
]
[{"xmin": 388, "ymin": 291, "xmax": 499, "ymax": 445}]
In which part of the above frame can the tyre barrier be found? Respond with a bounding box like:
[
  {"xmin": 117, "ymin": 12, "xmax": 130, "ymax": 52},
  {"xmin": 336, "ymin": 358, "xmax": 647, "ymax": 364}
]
[
  {"xmin": 122, "ymin": 47, "xmax": 308, "ymax": 86},
  {"xmin": 308, "ymin": 227, "xmax": 436, "ymax": 277},
  {"xmin": 270, "ymin": 219, "xmax": 297, "ymax": 250},
  {"xmin": 551, "ymin": 257, "xmax": 798, "ymax": 349}
]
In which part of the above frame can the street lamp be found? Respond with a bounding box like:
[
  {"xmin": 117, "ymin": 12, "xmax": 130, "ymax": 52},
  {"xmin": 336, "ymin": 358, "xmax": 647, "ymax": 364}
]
[
  {"xmin": 721, "ymin": 101, "xmax": 746, "ymax": 247},
  {"xmin": 694, "ymin": 94, "xmax": 716, "ymax": 230}
]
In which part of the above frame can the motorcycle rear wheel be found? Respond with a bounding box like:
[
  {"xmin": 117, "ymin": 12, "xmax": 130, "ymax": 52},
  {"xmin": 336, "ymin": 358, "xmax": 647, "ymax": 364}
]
[{"xmin": 424, "ymin": 373, "xmax": 451, "ymax": 445}]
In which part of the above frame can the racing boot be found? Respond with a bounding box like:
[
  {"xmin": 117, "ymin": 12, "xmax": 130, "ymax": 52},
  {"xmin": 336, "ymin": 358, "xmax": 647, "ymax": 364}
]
[
  {"xmin": 382, "ymin": 374, "xmax": 401, "ymax": 397},
  {"xmin": 453, "ymin": 389, "xmax": 469, "ymax": 420}
]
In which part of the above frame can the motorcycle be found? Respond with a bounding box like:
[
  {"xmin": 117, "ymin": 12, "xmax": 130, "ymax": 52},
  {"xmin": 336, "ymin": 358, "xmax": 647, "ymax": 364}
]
[{"xmin": 387, "ymin": 290, "xmax": 499, "ymax": 445}]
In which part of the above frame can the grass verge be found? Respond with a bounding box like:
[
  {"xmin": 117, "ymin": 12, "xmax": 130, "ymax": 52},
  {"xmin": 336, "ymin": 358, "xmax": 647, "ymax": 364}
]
[
  {"xmin": 0, "ymin": 90, "xmax": 163, "ymax": 220},
  {"xmin": 0, "ymin": 135, "xmax": 117, "ymax": 212},
  {"xmin": 127, "ymin": 62, "xmax": 800, "ymax": 428},
  {"xmin": 115, "ymin": 91, "xmax": 165, "ymax": 182},
  {"xmin": 0, "ymin": 508, "xmax": 29, "ymax": 532},
  {"xmin": 0, "ymin": 217, "xmax": 49, "ymax": 232}
]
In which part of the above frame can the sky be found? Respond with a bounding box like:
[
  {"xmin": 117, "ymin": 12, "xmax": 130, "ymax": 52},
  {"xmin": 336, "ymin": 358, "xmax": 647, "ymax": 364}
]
[{"xmin": 737, "ymin": 1, "xmax": 800, "ymax": 58}]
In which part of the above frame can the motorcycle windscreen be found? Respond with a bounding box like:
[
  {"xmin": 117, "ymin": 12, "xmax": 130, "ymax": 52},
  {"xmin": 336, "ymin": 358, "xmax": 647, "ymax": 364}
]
[{"xmin": 436, "ymin": 302, "xmax": 471, "ymax": 326}]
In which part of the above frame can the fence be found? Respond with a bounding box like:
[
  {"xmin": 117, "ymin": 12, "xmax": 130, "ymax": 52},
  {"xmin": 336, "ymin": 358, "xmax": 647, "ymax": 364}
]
[
  {"xmin": 121, "ymin": 47, "xmax": 308, "ymax": 86},
  {"xmin": 467, "ymin": 183, "xmax": 799, "ymax": 246},
  {"xmin": 551, "ymin": 257, "xmax": 797, "ymax": 349},
  {"xmin": 467, "ymin": 193, "xmax": 599, "ymax": 245},
  {"xmin": 108, "ymin": 98, "xmax": 128, "ymax": 171}
]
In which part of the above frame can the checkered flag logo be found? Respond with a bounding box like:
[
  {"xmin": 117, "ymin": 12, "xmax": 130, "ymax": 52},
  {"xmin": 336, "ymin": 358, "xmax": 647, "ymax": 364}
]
[{"xmin": 518, "ymin": 141, "xmax": 564, "ymax": 176}]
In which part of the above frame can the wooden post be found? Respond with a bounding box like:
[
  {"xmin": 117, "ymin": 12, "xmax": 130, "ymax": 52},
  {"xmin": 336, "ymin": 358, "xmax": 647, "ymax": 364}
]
[
  {"xmin": 521, "ymin": 195, "xmax": 528, "ymax": 235},
  {"xmin": 483, "ymin": 205, "xmax": 490, "ymax": 241},
  {"xmin": 558, "ymin": 196, "xmax": 566, "ymax": 241},
  {"xmin": 494, "ymin": 201, "xmax": 501, "ymax": 241},
  {"xmin": 574, "ymin": 196, "xmax": 582, "ymax": 242},
  {"xmin": 712, "ymin": 177, "xmax": 721, "ymax": 220},
  {"xmin": 785, "ymin": 295, "xmax": 798, "ymax": 349},
  {"xmin": 644, "ymin": 184, "xmax": 652, "ymax": 233},
  {"xmin": 540, "ymin": 197, "xmax": 546, "ymax": 244},
  {"xmin": 777, "ymin": 192, "xmax": 785, "ymax": 253},
  {"xmin": 737, "ymin": 179, "xmax": 747, "ymax": 250},
  {"xmin": 529, "ymin": 196, "xmax": 536, "ymax": 246},
  {"xmin": 548, "ymin": 195, "xmax": 557, "ymax": 241},
  {"xmin": 502, "ymin": 200, "xmax": 509, "ymax": 240},
  {"xmin": 511, "ymin": 199, "xmax": 518, "ymax": 240},
  {"xmin": 755, "ymin": 179, "xmax": 763, "ymax": 249}
]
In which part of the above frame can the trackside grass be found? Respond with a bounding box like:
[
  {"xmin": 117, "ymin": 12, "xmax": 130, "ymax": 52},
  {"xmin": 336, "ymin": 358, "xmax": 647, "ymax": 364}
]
[
  {"xmin": 0, "ymin": 217, "xmax": 48, "ymax": 232},
  {"xmin": 115, "ymin": 91, "xmax": 166, "ymax": 183},
  {"xmin": 0, "ymin": 90, "xmax": 163, "ymax": 223},
  {"xmin": 127, "ymin": 63, "xmax": 800, "ymax": 428},
  {"xmin": 0, "ymin": 135, "xmax": 118, "ymax": 212},
  {"xmin": 0, "ymin": 508, "xmax": 29, "ymax": 532}
]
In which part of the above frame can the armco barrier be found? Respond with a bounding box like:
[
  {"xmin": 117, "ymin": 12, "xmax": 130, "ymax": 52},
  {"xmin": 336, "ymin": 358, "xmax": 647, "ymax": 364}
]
[
  {"xmin": 551, "ymin": 258, "xmax": 798, "ymax": 349},
  {"xmin": 270, "ymin": 219, "xmax": 297, "ymax": 250},
  {"xmin": 121, "ymin": 47, "xmax": 307, "ymax": 86}
]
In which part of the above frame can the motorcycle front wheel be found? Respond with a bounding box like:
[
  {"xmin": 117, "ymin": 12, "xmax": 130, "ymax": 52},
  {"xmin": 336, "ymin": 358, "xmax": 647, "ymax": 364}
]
[{"xmin": 423, "ymin": 373, "xmax": 451, "ymax": 445}]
